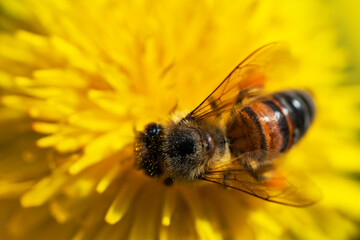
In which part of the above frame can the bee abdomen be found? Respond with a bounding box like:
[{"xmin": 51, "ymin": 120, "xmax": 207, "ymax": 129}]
[
  {"xmin": 272, "ymin": 90, "xmax": 315, "ymax": 148},
  {"xmin": 227, "ymin": 90, "xmax": 315, "ymax": 156}
]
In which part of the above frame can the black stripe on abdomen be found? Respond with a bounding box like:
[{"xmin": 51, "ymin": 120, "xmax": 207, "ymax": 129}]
[
  {"xmin": 242, "ymin": 106, "xmax": 267, "ymax": 150},
  {"xmin": 273, "ymin": 90, "xmax": 315, "ymax": 146},
  {"xmin": 294, "ymin": 91, "xmax": 315, "ymax": 124}
]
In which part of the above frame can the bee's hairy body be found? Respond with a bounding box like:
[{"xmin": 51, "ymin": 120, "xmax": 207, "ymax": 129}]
[
  {"xmin": 135, "ymin": 115, "xmax": 230, "ymax": 181},
  {"xmin": 133, "ymin": 43, "xmax": 319, "ymax": 207},
  {"xmin": 135, "ymin": 89, "xmax": 314, "ymax": 182}
]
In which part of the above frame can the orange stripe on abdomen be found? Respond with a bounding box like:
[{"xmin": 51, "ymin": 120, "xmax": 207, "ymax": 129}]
[{"xmin": 227, "ymin": 99, "xmax": 290, "ymax": 156}]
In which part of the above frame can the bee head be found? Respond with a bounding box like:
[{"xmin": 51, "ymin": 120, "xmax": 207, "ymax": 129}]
[{"xmin": 134, "ymin": 123, "xmax": 164, "ymax": 177}]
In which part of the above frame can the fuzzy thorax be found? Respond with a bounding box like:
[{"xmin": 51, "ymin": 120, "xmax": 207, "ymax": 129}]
[{"xmin": 163, "ymin": 112, "xmax": 229, "ymax": 181}]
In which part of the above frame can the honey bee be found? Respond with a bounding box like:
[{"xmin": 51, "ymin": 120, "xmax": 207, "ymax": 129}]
[{"xmin": 135, "ymin": 43, "xmax": 319, "ymax": 206}]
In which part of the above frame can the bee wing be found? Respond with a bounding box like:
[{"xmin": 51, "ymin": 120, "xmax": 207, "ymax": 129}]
[
  {"xmin": 202, "ymin": 152, "xmax": 321, "ymax": 207},
  {"xmin": 187, "ymin": 42, "xmax": 294, "ymax": 121}
]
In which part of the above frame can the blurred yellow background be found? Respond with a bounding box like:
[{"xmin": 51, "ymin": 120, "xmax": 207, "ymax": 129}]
[{"xmin": 0, "ymin": 0, "xmax": 359, "ymax": 239}]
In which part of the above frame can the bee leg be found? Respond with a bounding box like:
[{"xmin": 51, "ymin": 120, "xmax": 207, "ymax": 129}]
[
  {"xmin": 243, "ymin": 158, "xmax": 274, "ymax": 182},
  {"xmin": 246, "ymin": 168, "xmax": 273, "ymax": 182},
  {"xmin": 223, "ymin": 172, "xmax": 230, "ymax": 189},
  {"xmin": 235, "ymin": 89, "xmax": 252, "ymax": 104},
  {"xmin": 243, "ymin": 160, "xmax": 263, "ymax": 181},
  {"xmin": 163, "ymin": 177, "xmax": 174, "ymax": 186},
  {"xmin": 235, "ymin": 88, "xmax": 262, "ymax": 105}
]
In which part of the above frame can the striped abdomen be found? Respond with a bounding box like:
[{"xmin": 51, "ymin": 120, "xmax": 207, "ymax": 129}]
[{"xmin": 227, "ymin": 90, "xmax": 315, "ymax": 157}]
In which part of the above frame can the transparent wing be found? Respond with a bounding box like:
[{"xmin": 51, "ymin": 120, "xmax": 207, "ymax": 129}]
[
  {"xmin": 202, "ymin": 152, "xmax": 321, "ymax": 207},
  {"xmin": 186, "ymin": 42, "xmax": 295, "ymax": 121}
]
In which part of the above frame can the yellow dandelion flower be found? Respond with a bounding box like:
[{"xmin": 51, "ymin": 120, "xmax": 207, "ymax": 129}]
[{"xmin": 0, "ymin": 0, "xmax": 359, "ymax": 240}]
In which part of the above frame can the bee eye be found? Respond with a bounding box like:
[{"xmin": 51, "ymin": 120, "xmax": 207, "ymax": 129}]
[
  {"xmin": 175, "ymin": 137, "xmax": 195, "ymax": 156},
  {"xmin": 146, "ymin": 123, "xmax": 162, "ymax": 136},
  {"xmin": 144, "ymin": 123, "xmax": 163, "ymax": 147}
]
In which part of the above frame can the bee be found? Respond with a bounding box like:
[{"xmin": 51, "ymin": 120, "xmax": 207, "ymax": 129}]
[{"xmin": 135, "ymin": 43, "xmax": 319, "ymax": 206}]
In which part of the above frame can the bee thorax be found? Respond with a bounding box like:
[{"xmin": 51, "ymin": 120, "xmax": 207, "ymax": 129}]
[{"xmin": 164, "ymin": 121, "xmax": 226, "ymax": 181}]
